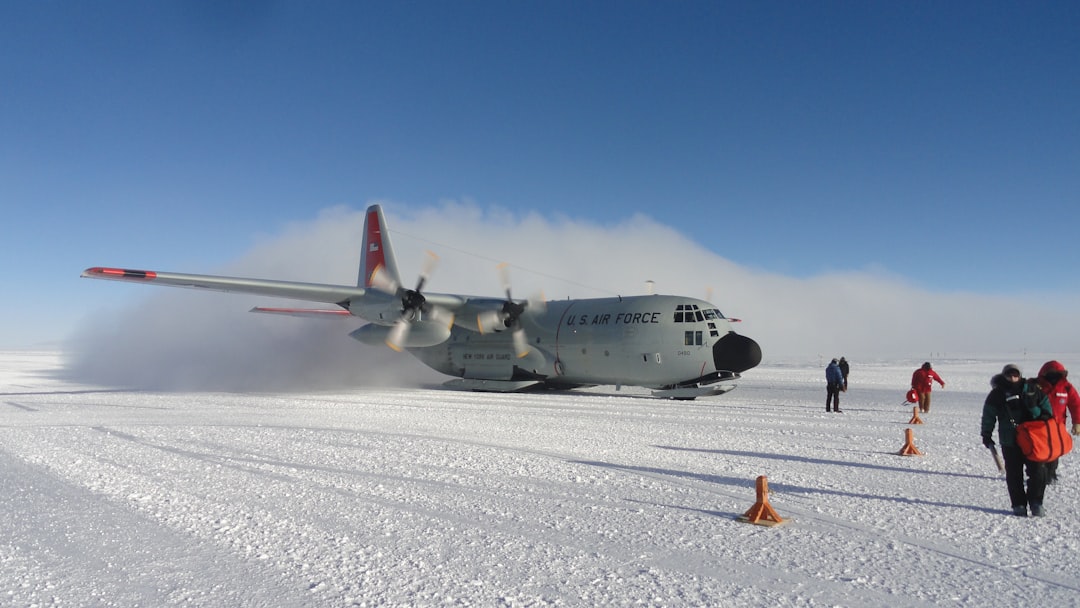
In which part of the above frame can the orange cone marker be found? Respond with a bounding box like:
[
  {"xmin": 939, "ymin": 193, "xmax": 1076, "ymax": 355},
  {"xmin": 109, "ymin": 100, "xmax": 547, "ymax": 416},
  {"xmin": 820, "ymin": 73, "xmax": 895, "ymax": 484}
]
[
  {"xmin": 897, "ymin": 428, "xmax": 924, "ymax": 456},
  {"xmin": 908, "ymin": 407, "xmax": 924, "ymax": 424},
  {"xmin": 737, "ymin": 475, "xmax": 788, "ymax": 526}
]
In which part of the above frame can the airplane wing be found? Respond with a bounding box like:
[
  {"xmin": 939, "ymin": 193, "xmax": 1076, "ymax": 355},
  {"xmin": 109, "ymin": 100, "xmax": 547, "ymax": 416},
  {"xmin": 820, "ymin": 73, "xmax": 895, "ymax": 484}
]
[
  {"xmin": 81, "ymin": 266, "xmax": 471, "ymax": 315},
  {"xmin": 81, "ymin": 267, "xmax": 368, "ymax": 306}
]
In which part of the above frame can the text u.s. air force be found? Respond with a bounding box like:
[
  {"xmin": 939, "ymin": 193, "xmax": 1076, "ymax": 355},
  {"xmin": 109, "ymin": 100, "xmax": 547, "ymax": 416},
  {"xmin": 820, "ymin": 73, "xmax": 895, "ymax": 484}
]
[{"xmin": 566, "ymin": 312, "xmax": 662, "ymax": 327}]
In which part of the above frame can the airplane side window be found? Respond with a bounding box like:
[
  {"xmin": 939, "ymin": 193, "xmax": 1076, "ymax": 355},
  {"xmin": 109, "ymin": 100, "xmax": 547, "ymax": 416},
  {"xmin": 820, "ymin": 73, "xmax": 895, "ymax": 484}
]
[
  {"xmin": 684, "ymin": 331, "xmax": 694, "ymax": 346},
  {"xmin": 696, "ymin": 331, "xmax": 703, "ymax": 345}
]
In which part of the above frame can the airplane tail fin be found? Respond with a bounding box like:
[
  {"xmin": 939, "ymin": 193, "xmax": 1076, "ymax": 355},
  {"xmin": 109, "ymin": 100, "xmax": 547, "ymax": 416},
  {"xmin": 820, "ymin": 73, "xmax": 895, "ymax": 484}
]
[{"xmin": 358, "ymin": 205, "xmax": 402, "ymax": 289}]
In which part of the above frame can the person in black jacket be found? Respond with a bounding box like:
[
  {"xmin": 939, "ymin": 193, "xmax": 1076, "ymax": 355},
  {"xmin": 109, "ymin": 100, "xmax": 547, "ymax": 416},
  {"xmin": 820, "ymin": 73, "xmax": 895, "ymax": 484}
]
[
  {"xmin": 838, "ymin": 357, "xmax": 850, "ymax": 391},
  {"xmin": 825, "ymin": 358, "xmax": 844, "ymax": 413},
  {"xmin": 981, "ymin": 364, "xmax": 1054, "ymax": 517}
]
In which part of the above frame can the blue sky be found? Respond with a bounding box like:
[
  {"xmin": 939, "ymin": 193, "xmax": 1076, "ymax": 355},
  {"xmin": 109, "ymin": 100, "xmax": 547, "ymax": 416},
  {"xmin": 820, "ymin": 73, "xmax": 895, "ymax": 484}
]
[{"xmin": 2, "ymin": 1, "xmax": 1078, "ymax": 349}]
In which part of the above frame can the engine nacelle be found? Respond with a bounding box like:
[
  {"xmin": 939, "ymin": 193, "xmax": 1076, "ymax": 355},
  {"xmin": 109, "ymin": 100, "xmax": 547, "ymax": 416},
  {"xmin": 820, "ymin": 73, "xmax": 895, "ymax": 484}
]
[
  {"xmin": 349, "ymin": 321, "xmax": 451, "ymax": 348},
  {"xmin": 346, "ymin": 293, "xmax": 402, "ymax": 326}
]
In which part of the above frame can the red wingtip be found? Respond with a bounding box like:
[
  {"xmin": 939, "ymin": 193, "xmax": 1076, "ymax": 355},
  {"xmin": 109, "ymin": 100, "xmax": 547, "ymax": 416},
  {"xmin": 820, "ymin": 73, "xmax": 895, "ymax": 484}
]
[{"xmin": 85, "ymin": 267, "xmax": 158, "ymax": 280}]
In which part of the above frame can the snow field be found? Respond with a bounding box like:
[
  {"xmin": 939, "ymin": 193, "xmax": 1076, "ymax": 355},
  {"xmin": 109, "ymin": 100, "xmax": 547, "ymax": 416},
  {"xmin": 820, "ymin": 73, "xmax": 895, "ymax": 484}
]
[{"xmin": 2, "ymin": 351, "xmax": 1079, "ymax": 606}]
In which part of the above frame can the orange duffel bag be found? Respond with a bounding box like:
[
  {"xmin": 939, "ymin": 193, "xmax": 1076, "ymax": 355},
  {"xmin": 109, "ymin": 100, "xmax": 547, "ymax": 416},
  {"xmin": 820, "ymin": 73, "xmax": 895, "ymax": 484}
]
[{"xmin": 1016, "ymin": 419, "xmax": 1074, "ymax": 463}]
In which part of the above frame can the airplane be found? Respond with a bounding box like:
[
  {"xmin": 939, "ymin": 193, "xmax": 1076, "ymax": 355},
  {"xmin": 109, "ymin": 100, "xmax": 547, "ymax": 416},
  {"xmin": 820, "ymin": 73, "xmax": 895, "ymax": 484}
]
[{"xmin": 81, "ymin": 204, "xmax": 762, "ymax": 399}]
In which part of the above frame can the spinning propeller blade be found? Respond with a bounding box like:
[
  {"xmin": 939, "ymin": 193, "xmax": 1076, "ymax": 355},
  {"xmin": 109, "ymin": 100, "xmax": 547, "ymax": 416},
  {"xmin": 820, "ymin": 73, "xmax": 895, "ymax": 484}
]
[
  {"xmin": 385, "ymin": 318, "xmax": 410, "ymax": 352},
  {"xmin": 368, "ymin": 264, "xmax": 399, "ymax": 295},
  {"xmin": 476, "ymin": 263, "xmax": 535, "ymax": 358},
  {"xmin": 382, "ymin": 251, "xmax": 453, "ymax": 351}
]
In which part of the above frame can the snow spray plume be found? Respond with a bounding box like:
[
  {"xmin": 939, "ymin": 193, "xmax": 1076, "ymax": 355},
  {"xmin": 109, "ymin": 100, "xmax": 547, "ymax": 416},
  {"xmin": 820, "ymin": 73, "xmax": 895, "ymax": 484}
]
[{"xmin": 63, "ymin": 207, "xmax": 441, "ymax": 391}]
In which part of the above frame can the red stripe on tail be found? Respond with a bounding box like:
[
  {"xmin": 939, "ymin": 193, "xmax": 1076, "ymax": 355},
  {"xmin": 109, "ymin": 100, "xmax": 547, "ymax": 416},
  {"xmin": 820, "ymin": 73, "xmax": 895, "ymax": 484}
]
[{"xmin": 363, "ymin": 209, "xmax": 386, "ymax": 288}]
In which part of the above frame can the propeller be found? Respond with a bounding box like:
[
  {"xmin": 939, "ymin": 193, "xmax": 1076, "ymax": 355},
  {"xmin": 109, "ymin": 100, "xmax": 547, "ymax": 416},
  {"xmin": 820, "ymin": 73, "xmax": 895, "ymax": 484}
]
[
  {"xmin": 476, "ymin": 263, "xmax": 543, "ymax": 358},
  {"xmin": 373, "ymin": 251, "xmax": 453, "ymax": 351}
]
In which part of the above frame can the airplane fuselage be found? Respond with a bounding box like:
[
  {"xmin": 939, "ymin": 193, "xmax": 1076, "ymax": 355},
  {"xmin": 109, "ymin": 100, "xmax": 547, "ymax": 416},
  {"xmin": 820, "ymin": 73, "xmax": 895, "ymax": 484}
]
[{"xmin": 412, "ymin": 295, "xmax": 760, "ymax": 390}]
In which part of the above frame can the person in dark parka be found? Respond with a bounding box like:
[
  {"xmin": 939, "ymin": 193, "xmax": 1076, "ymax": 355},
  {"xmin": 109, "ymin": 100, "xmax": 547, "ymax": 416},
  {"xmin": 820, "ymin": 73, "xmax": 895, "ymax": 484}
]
[
  {"xmin": 825, "ymin": 358, "xmax": 844, "ymax": 413},
  {"xmin": 981, "ymin": 364, "xmax": 1054, "ymax": 517},
  {"xmin": 838, "ymin": 357, "xmax": 850, "ymax": 391}
]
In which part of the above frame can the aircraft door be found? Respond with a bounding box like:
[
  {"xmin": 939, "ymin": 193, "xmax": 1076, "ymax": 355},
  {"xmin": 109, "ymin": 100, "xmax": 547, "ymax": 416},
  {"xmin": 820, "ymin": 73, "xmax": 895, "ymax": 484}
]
[{"xmin": 622, "ymin": 323, "xmax": 669, "ymax": 385}]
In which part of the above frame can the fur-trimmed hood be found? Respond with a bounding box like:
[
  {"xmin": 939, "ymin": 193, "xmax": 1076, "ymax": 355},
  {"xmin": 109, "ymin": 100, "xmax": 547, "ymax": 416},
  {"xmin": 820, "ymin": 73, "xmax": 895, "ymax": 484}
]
[{"xmin": 990, "ymin": 373, "xmax": 1024, "ymax": 390}]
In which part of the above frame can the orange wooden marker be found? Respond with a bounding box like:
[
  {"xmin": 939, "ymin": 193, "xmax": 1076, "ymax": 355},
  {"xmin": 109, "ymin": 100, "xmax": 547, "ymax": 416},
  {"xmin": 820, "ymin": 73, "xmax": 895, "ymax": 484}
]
[
  {"xmin": 737, "ymin": 475, "xmax": 787, "ymax": 526},
  {"xmin": 897, "ymin": 428, "xmax": 924, "ymax": 456},
  {"xmin": 909, "ymin": 407, "xmax": 924, "ymax": 425}
]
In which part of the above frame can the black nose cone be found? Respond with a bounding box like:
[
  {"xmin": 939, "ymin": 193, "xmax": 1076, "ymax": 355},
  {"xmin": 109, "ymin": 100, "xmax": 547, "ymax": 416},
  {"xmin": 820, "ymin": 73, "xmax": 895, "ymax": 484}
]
[{"xmin": 713, "ymin": 332, "xmax": 762, "ymax": 374}]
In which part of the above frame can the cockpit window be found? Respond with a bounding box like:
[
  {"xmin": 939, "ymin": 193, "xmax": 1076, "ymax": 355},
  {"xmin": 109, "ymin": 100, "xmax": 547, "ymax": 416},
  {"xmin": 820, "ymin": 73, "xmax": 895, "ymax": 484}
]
[
  {"xmin": 674, "ymin": 303, "xmax": 726, "ymax": 323},
  {"xmin": 673, "ymin": 304, "xmax": 690, "ymax": 323}
]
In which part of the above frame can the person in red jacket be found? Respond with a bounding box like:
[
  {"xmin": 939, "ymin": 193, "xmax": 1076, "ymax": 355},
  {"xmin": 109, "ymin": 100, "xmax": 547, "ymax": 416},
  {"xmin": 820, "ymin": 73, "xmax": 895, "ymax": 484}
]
[
  {"xmin": 1037, "ymin": 360, "xmax": 1080, "ymax": 484},
  {"xmin": 911, "ymin": 362, "xmax": 945, "ymax": 413}
]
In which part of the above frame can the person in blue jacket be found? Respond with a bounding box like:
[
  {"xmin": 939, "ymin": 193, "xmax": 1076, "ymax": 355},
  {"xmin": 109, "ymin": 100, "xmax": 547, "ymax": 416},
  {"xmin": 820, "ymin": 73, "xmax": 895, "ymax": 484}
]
[
  {"xmin": 825, "ymin": 358, "xmax": 845, "ymax": 413},
  {"xmin": 981, "ymin": 364, "xmax": 1054, "ymax": 517}
]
